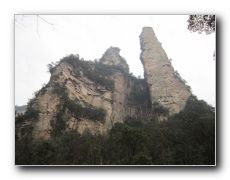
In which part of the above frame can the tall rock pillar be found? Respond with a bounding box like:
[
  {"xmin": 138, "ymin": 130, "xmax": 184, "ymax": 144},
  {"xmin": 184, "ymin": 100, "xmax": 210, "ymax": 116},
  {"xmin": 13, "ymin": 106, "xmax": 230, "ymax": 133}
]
[{"xmin": 140, "ymin": 27, "xmax": 191, "ymax": 115}]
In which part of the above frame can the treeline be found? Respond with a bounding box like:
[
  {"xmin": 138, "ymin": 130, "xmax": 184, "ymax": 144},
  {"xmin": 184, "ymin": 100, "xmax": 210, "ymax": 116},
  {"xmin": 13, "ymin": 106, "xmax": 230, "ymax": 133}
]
[{"xmin": 15, "ymin": 96, "xmax": 215, "ymax": 165}]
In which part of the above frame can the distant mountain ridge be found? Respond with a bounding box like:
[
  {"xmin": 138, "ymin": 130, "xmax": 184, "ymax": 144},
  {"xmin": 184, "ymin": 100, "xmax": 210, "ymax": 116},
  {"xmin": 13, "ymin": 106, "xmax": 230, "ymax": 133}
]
[
  {"xmin": 15, "ymin": 105, "xmax": 27, "ymax": 117},
  {"xmin": 15, "ymin": 105, "xmax": 27, "ymax": 111}
]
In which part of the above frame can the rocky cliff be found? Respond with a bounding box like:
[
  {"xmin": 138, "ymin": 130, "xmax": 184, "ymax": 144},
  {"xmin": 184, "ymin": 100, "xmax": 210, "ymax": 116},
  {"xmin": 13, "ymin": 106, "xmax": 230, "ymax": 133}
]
[
  {"xmin": 19, "ymin": 47, "xmax": 151, "ymax": 139},
  {"xmin": 140, "ymin": 27, "xmax": 191, "ymax": 115},
  {"xmin": 17, "ymin": 27, "xmax": 192, "ymax": 139}
]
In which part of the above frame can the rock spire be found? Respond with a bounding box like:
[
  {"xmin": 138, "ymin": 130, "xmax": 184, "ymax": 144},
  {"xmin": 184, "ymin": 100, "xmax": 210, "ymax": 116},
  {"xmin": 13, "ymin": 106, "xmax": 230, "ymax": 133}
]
[{"xmin": 140, "ymin": 27, "xmax": 191, "ymax": 115}]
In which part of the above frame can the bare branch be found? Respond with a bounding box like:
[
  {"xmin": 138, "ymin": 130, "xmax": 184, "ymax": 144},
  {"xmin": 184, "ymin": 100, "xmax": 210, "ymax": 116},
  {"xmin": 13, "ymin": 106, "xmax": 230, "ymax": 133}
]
[
  {"xmin": 15, "ymin": 15, "xmax": 57, "ymax": 37},
  {"xmin": 15, "ymin": 16, "xmax": 25, "ymax": 27},
  {"xmin": 21, "ymin": 15, "xmax": 24, "ymax": 21},
  {"xmin": 37, "ymin": 15, "xmax": 56, "ymax": 30},
  {"xmin": 36, "ymin": 15, "xmax": 40, "ymax": 38}
]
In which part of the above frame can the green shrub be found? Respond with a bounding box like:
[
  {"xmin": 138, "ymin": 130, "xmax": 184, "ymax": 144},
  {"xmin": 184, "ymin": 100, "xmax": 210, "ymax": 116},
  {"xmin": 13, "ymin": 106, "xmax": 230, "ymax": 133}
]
[
  {"xmin": 174, "ymin": 70, "xmax": 192, "ymax": 92},
  {"xmin": 65, "ymin": 99, "xmax": 107, "ymax": 123},
  {"xmin": 15, "ymin": 107, "xmax": 40, "ymax": 124},
  {"xmin": 152, "ymin": 102, "xmax": 169, "ymax": 116},
  {"xmin": 61, "ymin": 54, "xmax": 115, "ymax": 91},
  {"xmin": 51, "ymin": 109, "xmax": 67, "ymax": 138},
  {"xmin": 52, "ymin": 83, "xmax": 107, "ymax": 124}
]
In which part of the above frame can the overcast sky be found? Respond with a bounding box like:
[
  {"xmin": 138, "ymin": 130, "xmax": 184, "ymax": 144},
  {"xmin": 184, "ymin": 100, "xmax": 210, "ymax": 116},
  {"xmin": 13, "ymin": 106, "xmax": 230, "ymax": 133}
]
[{"xmin": 15, "ymin": 15, "xmax": 215, "ymax": 106}]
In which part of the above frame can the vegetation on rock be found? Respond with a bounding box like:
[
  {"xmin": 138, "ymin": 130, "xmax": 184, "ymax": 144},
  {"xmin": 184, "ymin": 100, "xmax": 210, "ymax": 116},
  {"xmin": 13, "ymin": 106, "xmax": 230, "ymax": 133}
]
[
  {"xmin": 51, "ymin": 82, "xmax": 107, "ymax": 135},
  {"xmin": 15, "ymin": 96, "xmax": 215, "ymax": 165},
  {"xmin": 152, "ymin": 102, "xmax": 169, "ymax": 117},
  {"xmin": 174, "ymin": 70, "xmax": 192, "ymax": 92},
  {"xmin": 15, "ymin": 107, "xmax": 40, "ymax": 124},
  {"xmin": 63, "ymin": 54, "xmax": 116, "ymax": 91}
]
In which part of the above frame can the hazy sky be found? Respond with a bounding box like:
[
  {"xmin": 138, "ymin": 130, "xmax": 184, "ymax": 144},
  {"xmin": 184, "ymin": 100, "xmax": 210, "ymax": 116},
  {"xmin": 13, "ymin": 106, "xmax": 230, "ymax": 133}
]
[{"xmin": 15, "ymin": 15, "xmax": 215, "ymax": 106}]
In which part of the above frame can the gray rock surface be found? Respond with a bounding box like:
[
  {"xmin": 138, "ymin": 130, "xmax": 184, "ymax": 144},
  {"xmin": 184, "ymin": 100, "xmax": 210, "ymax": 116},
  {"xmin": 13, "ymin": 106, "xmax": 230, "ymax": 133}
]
[{"xmin": 140, "ymin": 27, "xmax": 191, "ymax": 115}]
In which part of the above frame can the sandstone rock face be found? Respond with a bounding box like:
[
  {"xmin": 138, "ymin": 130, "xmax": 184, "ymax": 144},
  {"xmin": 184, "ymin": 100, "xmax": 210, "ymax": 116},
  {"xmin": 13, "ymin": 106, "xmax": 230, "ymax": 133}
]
[
  {"xmin": 100, "ymin": 47, "xmax": 129, "ymax": 127},
  {"xmin": 140, "ymin": 27, "xmax": 191, "ymax": 115},
  {"xmin": 18, "ymin": 28, "xmax": 192, "ymax": 139},
  {"xmin": 27, "ymin": 47, "xmax": 151, "ymax": 139},
  {"xmin": 100, "ymin": 47, "xmax": 129, "ymax": 74},
  {"xmin": 31, "ymin": 60, "xmax": 113, "ymax": 139}
]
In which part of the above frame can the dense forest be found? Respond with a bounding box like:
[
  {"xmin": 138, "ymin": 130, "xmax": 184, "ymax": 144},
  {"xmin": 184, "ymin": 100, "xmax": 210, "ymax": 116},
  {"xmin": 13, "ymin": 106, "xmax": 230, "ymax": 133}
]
[{"xmin": 15, "ymin": 95, "xmax": 215, "ymax": 165}]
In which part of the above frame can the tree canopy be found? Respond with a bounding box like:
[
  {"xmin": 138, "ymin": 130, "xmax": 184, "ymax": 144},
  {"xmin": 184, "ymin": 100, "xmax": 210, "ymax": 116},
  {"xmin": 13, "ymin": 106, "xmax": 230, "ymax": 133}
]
[
  {"xmin": 15, "ymin": 96, "xmax": 215, "ymax": 165},
  {"xmin": 187, "ymin": 15, "xmax": 215, "ymax": 35}
]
